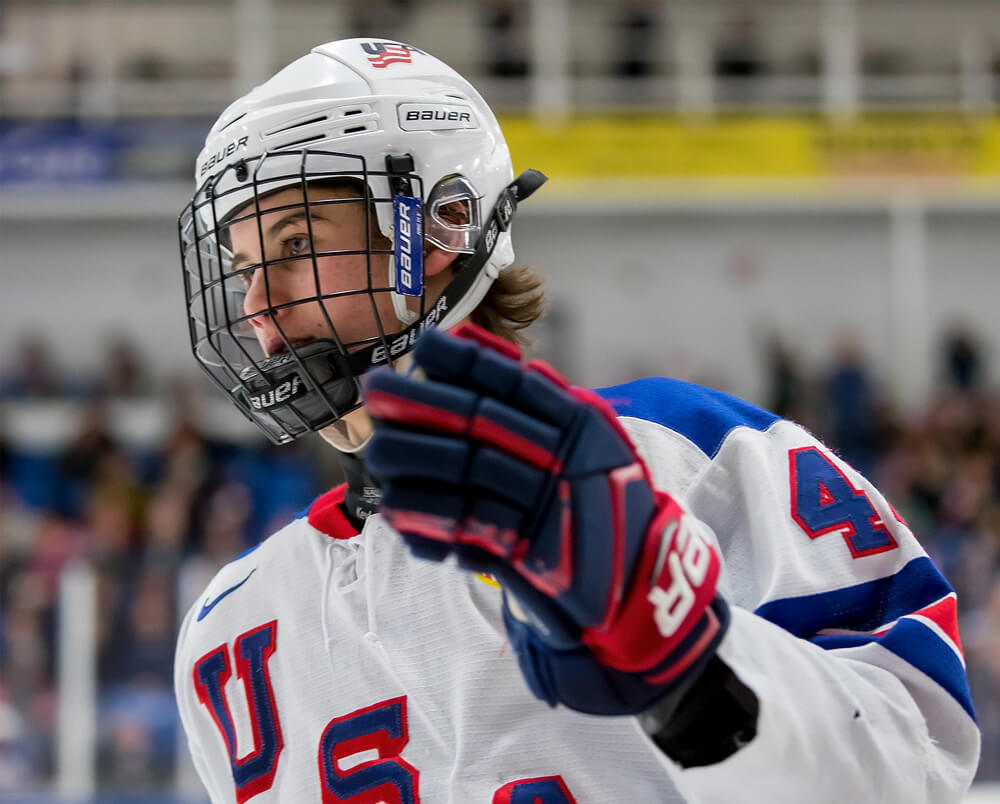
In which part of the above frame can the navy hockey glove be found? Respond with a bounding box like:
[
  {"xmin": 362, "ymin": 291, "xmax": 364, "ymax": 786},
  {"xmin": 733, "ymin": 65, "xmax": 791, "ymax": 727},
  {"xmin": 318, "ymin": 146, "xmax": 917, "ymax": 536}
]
[{"xmin": 365, "ymin": 324, "xmax": 729, "ymax": 716}]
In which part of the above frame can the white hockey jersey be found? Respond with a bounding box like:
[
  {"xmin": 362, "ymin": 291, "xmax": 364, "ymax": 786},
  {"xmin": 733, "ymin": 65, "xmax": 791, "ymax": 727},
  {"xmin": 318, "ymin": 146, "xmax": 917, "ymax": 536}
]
[{"xmin": 175, "ymin": 377, "xmax": 981, "ymax": 803}]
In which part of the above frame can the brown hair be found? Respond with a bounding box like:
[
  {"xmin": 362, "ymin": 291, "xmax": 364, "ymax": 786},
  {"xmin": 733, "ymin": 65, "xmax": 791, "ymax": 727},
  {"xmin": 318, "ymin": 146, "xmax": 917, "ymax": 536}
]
[{"xmin": 471, "ymin": 264, "xmax": 547, "ymax": 348}]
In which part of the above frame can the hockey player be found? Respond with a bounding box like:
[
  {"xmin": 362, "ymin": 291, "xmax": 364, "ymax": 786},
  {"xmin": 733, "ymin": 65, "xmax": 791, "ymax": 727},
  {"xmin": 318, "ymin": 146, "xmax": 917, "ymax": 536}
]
[{"xmin": 174, "ymin": 39, "xmax": 980, "ymax": 802}]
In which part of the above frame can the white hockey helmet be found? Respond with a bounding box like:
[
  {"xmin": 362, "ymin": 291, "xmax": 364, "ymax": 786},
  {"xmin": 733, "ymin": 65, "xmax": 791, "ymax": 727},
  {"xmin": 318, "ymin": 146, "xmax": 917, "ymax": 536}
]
[{"xmin": 178, "ymin": 39, "xmax": 545, "ymax": 443}]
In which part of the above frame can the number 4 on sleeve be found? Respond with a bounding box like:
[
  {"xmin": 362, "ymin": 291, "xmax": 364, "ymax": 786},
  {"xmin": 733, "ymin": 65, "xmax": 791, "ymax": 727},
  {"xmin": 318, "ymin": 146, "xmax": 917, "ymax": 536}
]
[{"xmin": 789, "ymin": 446, "xmax": 898, "ymax": 558}]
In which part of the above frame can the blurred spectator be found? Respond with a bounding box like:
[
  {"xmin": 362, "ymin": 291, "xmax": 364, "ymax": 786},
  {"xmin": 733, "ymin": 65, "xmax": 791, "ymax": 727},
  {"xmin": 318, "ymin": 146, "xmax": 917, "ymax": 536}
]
[
  {"xmin": 87, "ymin": 483, "xmax": 141, "ymax": 571},
  {"xmin": 197, "ymin": 481, "xmax": 254, "ymax": 565},
  {"xmin": 66, "ymin": 54, "xmax": 90, "ymax": 119},
  {"xmin": 764, "ymin": 333, "xmax": 808, "ymax": 421},
  {"xmin": 614, "ymin": 0, "xmax": 661, "ymax": 78},
  {"xmin": 99, "ymin": 569, "xmax": 179, "ymax": 788},
  {"xmin": 158, "ymin": 379, "xmax": 233, "ymax": 552},
  {"xmin": 121, "ymin": 51, "xmax": 170, "ymax": 81},
  {"xmin": 713, "ymin": 11, "xmax": 765, "ymax": 92},
  {"xmin": 102, "ymin": 569, "xmax": 176, "ymax": 692},
  {"xmin": 942, "ymin": 325, "xmax": 983, "ymax": 393},
  {"xmin": 0, "ymin": 405, "xmax": 10, "ymax": 483},
  {"xmin": 142, "ymin": 484, "xmax": 191, "ymax": 569},
  {"xmin": 826, "ymin": 333, "xmax": 880, "ymax": 477},
  {"xmin": 993, "ymin": 43, "xmax": 1000, "ymax": 102},
  {"xmin": 862, "ymin": 46, "xmax": 908, "ymax": 78},
  {"xmin": 55, "ymin": 397, "xmax": 121, "ymax": 518},
  {"xmin": 0, "ymin": 334, "xmax": 63, "ymax": 398},
  {"xmin": 0, "ymin": 565, "xmax": 56, "ymax": 777},
  {"xmin": 484, "ymin": 0, "xmax": 530, "ymax": 78},
  {"xmin": 97, "ymin": 334, "xmax": 152, "ymax": 398}
]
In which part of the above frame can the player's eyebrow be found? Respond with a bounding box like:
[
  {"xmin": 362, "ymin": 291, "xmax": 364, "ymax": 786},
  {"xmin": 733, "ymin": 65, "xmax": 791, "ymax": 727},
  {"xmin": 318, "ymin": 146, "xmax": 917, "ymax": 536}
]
[{"xmin": 231, "ymin": 210, "xmax": 323, "ymax": 268}]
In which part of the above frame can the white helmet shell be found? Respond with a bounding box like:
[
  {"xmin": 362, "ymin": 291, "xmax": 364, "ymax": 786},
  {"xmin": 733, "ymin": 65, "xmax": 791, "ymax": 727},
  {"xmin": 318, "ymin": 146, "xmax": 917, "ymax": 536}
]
[{"xmin": 195, "ymin": 39, "xmax": 515, "ymax": 329}]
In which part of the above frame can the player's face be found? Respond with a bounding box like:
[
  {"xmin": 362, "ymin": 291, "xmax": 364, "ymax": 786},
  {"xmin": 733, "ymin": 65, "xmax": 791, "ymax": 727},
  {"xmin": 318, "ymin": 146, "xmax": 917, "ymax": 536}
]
[{"xmin": 227, "ymin": 185, "xmax": 399, "ymax": 357}]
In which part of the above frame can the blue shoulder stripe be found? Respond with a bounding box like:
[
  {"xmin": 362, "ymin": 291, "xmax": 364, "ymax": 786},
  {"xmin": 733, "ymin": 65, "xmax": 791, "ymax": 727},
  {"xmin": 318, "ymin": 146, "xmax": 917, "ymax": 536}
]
[
  {"xmin": 594, "ymin": 377, "xmax": 780, "ymax": 458},
  {"xmin": 813, "ymin": 621, "xmax": 975, "ymax": 720},
  {"xmin": 756, "ymin": 557, "xmax": 972, "ymax": 718},
  {"xmin": 754, "ymin": 556, "xmax": 953, "ymax": 637}
]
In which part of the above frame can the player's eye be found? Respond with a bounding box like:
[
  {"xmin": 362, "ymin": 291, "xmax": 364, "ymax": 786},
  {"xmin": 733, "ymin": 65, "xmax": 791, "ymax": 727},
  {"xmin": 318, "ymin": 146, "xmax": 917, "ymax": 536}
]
[{"xmin": 285, "ymin": 235, "xmax": 311, "ymax": 256}]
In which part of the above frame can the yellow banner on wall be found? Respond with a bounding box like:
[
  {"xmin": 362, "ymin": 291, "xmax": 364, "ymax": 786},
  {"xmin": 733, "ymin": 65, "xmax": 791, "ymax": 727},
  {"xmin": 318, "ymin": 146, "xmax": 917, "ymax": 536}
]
[{"xmin": 500, "ymin": 114, "xmax": 1000, "ymax": 189}]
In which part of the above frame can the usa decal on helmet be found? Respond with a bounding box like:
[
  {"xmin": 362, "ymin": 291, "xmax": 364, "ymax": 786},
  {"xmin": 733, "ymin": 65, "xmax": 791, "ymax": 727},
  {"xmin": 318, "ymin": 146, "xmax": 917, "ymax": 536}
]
[
  {"xmin": 393, "ymin": 196, "xmax": 424, "ymax": 297},
  {"xmin": 361, "ymin": 42, "xmax": 422, "ymax": 68}
]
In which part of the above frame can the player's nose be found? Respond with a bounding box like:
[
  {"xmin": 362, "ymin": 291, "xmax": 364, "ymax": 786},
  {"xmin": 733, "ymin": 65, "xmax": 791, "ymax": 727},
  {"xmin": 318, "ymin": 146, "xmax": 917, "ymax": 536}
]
[{"xmin": 243, "ymin": 267, "xmax": 289, "ymax": 330}]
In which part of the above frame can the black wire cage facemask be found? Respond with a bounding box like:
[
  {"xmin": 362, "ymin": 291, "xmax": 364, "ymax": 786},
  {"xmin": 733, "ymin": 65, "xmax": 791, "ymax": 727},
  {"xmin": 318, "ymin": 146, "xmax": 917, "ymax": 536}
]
[
  {"xmin": 179, "ymin": 149, "xmax": 433, "ymax": 444},
  {"xmin": 178, "ymin": 147, "xmax": 547, "ymax": 445}
]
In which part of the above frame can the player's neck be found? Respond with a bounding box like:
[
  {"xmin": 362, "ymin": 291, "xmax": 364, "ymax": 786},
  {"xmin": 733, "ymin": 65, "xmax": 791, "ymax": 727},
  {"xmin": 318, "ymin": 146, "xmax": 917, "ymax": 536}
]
[{"xmin": 319, "ymin": 406, "xmax": 373, "ymax": 453}]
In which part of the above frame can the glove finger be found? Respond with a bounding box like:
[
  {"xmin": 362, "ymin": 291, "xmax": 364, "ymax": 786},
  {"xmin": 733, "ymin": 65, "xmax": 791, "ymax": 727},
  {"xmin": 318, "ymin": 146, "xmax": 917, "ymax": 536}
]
[
  {"xmin": 414, "ymin": 328, "xmax": 581, "ymax": 427},
  {"xmin": 471, "ymin": 397, "xmax": 561, "ymax": 470},
  {"xmin": 453, "ymin": 495, "xmax": 525, "ymax": 569},
  {"xmin": 367, "ymin": 429, "xmax": 470, "ymax": 485},
  {"xmin": 380, "ymin": 484, "xmax": 464, "ymax": 560},
  {"xmin": 365, "ymin": 367, "xmax": 477, "ymax": 434},
  {"xmin": 368, "ymin": 358, "xmax": 563, "ymax": 471},
  {"xmin": 382, "ymin": 484, "xmax": 524, "ymax": 572},
  {"xmin": 466, "ymin": 445, "xmax": 546, "ymax": 510},
  {"xmin": 413, "ymin": 328, "xmax": 523, "ymax": 397},
  {"xmin": 376, "ymin": 443, "xmax": 543, "ymax": 536}
]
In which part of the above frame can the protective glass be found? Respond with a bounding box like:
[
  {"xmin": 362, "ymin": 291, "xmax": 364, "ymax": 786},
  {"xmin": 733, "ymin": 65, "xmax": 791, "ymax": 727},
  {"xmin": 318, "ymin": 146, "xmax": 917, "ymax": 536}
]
[{"xmin": 424, "ymin": 175, "xmax": 482, "ymax": 254}]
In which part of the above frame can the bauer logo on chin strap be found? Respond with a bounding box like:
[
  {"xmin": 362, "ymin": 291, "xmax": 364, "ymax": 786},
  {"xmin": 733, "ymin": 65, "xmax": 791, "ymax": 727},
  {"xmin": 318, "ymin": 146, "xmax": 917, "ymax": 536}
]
[
  {"xmin": 394, "ymin": 196, "xmax": 424, "ymax": 297},
  {"xmin": 245, "ymin": 374, "xmax": 307, "ymax": 411}
]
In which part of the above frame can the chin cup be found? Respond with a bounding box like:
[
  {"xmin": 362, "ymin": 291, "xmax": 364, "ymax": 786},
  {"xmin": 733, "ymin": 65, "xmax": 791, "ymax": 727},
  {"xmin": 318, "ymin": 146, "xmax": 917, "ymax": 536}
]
[{"xmin": 233, "ymin": 339, "xmax": 360, "ymax": 442}]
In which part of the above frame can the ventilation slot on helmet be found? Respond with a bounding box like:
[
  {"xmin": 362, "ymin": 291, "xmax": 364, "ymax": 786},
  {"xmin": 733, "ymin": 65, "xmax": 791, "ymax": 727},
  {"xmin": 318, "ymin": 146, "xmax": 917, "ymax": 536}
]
[
  {"xmin": 342, "ymin": 108, "xmax": 364, "ymax": 116},
  {"xmin": 218, "ymin": 112, "xmax": 247, "ymax": 132},
  {"xmin": 268, "ymin": 115, "xmax": 329, "ymax": 135},
  {"xmin": 343, "ymin": 125, "xmax": 368, "ymax": 134},
  {"xmin": 274, "ymin": 133, "xmax": 327, "ymax": 150}
]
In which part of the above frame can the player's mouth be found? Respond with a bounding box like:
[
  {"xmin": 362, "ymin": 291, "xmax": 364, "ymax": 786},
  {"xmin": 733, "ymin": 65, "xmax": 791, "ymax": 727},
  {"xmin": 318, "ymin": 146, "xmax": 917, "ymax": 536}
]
[{"xmin": 264, "ymin": 336, "xmax": 315, "ymax": 357}]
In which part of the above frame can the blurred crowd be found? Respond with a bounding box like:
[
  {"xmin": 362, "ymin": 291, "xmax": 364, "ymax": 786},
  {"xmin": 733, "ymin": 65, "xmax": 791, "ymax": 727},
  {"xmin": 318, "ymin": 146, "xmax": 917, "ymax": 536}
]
[
  {"xmin": 0, "ymin": 326, "xmax": 998, "ymax": 792},
  {"xmin": 0, "ymin": 335, "xmax": 335, "ymax": 792}
]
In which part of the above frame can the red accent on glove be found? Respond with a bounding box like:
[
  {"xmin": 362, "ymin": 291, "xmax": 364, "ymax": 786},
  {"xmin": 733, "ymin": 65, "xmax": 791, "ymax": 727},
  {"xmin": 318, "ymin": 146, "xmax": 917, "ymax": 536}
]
[
  {"xmin": 452, "ymin": 322, "xmax": 522, "ymax": 361},
  {"xmin": 582, "ymin": 493, "xmax": 721, "ymax": 674},
  {"xmin": 365, "ymin": 389, "xmax": 468, "ymax": 434}
]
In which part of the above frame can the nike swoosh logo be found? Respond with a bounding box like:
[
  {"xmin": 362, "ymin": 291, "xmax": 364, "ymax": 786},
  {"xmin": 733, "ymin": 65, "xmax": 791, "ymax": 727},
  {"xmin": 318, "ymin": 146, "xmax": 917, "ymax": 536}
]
[{"xmin": 197, "ymin": 569, "xmax": 257, "ymax": 622}]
